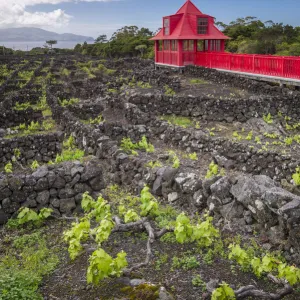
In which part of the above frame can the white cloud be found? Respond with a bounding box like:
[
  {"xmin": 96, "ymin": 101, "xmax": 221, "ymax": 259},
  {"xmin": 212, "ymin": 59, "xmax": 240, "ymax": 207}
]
[{"xmin": 0, "ymin": 0, "xmax": 116, "ymax": 29}]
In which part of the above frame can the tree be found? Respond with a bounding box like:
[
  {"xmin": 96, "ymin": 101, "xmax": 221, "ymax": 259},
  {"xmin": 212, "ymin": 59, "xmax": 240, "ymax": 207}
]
[
  {"xmin": 135, "ymin": 45, "xmax": 147, "ymax": 57},
  {"xmin": 46, "ymin": 40, "xmax": 57, "ymax": 49},
  {"xmin": 138, "ymin": 27, "xmax": 153, "ymax": 37},
  {"xmin": 217, "ymin": 16, "xmax": 300, "ymax": 55},
  {"xmin": 95, "ymin": 35, "xmax": 107, "ymax": 44},
  {"xmin": 74, "ymin": 43, "xmax": 82, "ymax": 53}
]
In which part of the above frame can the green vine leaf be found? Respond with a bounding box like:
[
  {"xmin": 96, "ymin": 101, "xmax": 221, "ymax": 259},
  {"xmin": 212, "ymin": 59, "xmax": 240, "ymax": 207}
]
[
  {"xmin": 87, "ymin": 249, "xmax": 127, "ymax": 285},
  {"xmin": 124, "ymin": 209, "xmax": 140, "ymax": 223},
  {"xmin": 211, "ymin": 282, "xmax": 236, "ymax": 300},
  {"xmin": 140, "ymin": 186, "xmax": 159, "ymax": 216}
]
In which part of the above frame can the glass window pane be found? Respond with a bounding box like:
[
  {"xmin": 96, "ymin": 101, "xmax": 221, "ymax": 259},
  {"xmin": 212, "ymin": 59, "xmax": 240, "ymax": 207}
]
[
  {"xmin": 189, "ymin": 40, "xmax": 194, "ymax": 51},
  {"xmin": 164, "ymin": 40, "xmax": 170, "ymax": 50},
  {"xmin": 198, "ymin": 18, "xmax": 208, "ymax": 25},
  {"xmin": 158, "ymin": 41, "xmax": 163, "ymax": 51},
  {"xmin": 197, "ymin": 17, "xmax": 208, "ymax": 34},
  {"xmin": 171, "ymin": 40, "xmax": 178, "ymax": 51},
  {"xmin": 197, "ymin": 40, "xmax": 204, "ymax": 51},
  {"xmin": 164, "ymin": 18, "xmax": 170, "ymax": 35},
  {"xmin": 205, "ymin": 40, "xmax": 208, "ymax": 51}
]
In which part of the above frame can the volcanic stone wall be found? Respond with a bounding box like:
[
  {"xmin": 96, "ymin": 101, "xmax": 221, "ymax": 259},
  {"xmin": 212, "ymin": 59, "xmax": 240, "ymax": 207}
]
[
  {"xmin": 0, "ymin": 108, "xmax": 43, "ymax": 128},
  {"xmin": 127, "ymin": 91, "xmax": 300, "ymax": 122},
  {"xmin": 68, "ymin": 102, "xmax": 104, "ymax": 120},
  {"xmin": 0, "ymin": 132, "xmax": 64, "ymax": 167},
  {"xmin": 0, "ymin": 159, "xmax": 104, "ymax": 224}
]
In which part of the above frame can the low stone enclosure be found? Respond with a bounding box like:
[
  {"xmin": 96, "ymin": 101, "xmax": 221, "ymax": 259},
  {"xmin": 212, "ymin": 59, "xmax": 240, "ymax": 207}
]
[{"xmin": 2, "ymin": 55, "xmax": 300, "ymax": 298}]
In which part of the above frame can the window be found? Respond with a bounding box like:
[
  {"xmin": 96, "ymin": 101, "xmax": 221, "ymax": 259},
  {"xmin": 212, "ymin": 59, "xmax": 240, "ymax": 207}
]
[
  {"xmin": 183, "ymin": 40, "xmax": 194, "ymax": 51},
  {"xmin": 211, "ymin": 40, "xmax": 215, "ymax": 51},
  {"xmin": 197, "ymin": 40, "xmax": 204, "ymax": 51},
  {"xmin": 164, "ymin": 18, "xmax": 170, "ymax": 35},
  {"xmin": 171, "ymin": 40, "xmax": 178, "ymax": 51},
  {"xmin": 210, "ymin": 40, "xmax": 221, "ymax": 52},
  {"xmin": 197, "ymin": 17, "xmax": 208, "ymax": 34},
  {"xmin": 205, "ymin": 40, "xmax": 209, "ymax": 51},
  {"xmin": 164, "ymin": 40, "xmax": 170, "ymax": 50},
  {"xmin": 158, "ymin": 41, "xmax": 163, "ymax": 51}
]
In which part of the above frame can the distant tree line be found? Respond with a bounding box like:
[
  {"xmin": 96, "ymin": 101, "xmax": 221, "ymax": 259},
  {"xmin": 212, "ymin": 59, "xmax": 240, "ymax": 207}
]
[
  {"xmin": 0, "ymin": 46, "xmax": 14, "ymax": 55},
  {"xmin": 74, "ymin": 19, "xmax": 300, "ymax": 58},
  {"xmin": 217, "ymin": 17, "xmax": 300, "ymax": 56},
  {"xmin": 74, "ymin": 25, "xmax": 155, "ymax": 58}
]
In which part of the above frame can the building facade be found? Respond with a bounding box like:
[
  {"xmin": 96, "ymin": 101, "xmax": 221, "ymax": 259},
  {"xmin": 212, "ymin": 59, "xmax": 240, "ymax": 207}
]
[{"xmin": 150, "ymin": 0, "xmax": 230, "ymax": 67}]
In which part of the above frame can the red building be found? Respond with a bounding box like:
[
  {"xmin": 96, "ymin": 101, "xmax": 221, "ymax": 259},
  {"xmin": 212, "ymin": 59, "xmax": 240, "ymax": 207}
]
[
  {"xmin": 150, "ymin": 0, "xmax": 300, "ymax": 80},
  {"xmin": 150, "ymin": 0, "xmax": 230, "ymax": 67}
]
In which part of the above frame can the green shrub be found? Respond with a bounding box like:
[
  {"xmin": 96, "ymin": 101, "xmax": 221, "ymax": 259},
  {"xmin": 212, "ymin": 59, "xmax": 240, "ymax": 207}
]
[
  {"xmin": 63, "ymin": 135, "xmax": 75, "ymax": 150},
  {"xmin": 160, "ymin": 115, "xmax": 194, "ymax": 128},
  {"xmin": 164, "ymin": 85, "xmax": 176, "ymax": 96},
  {"xmin": 53, "ymin": 135, "xmax": 84, "ymax": 163},
  {"xmin": 61, "ymin": 68, "xmax": 70, "ymax": 76},
  {"xmin": 0, "ymin": 270, "xmax": 42, "ymax": 300},
  {"xmin": 168, "ymin": 151, "xmax": 180, "ymax": 168},
  {"xmin": 263, "ymin": 113, "xmax": 273, "ymax": 124},
  {"xmin": 145, "ymin": 161, "xmax": 162, "ymax": 168},
  {"xmin": 55, "ymin": 149, "xmax": 84, "ymax": 163},
  {"xmin": 120, "ymin": 137, "xmax": 138, "ymax": 155},
  {"xmin": 190, "ymin": 78, "xmax": 207, "ymax": 84},
  {"xmin": 172, "ymin": 255, "xmax": 200, "ymax": 270},
  {"xmin": 188, "ymin": 152, "xmax": 198, "ymax": 161},
  {"xmin": 211, "ymin": 283, "xmax": 236, "ymax": 300},
  {"xmin": 205, "ymin": 161, "xmax": 225, "ymax": 179},
  {"xmin": 137, "ymin": 81, "xmax": 152, "ymax": 89},
  {"xmin": 4, "ymin": 162, "xmax": 13, "ymax": 173},
  {"xmin": 292, "ymin": 167, "xmax": 300, "ymax": 186},
  {"xmin": 85, "ymin": 114, "xmax": 104, "ymax": 125},
  {"xmin": 245, "ymin": 131, "xmax": 253, "ymax": 140},
  {"xmin": 18, "ymin": 70, "xmax": 34, "ymax": 81},
  {"xmin": 27, "ymin": 121, "xmax": 40, "ymax": 132},
  {"xmin": 42, "ymin": 119, "xmax": 55, "ymax": 131},
  {"xmin": 7, "ymin": 207, "xmax": 53, "ymax": 228},
  {"xmin": 31, "ymin": 160, "xmax": 40, "ymax": 171},
  {"xmin": 233, "ymin": 131, "xmax": 242, "ymax": 140},
  {"xmin": 14, "ymin": 102, "xmax": 31, "ymax": 111},
  {"xmin": 0, "ymin": 232, "xmax": 59, "ymax": 300},
  {"xmin": 13, "ymin": 148, "xmax": 21, "ymax": 160},
  {"xmin": 120, "ymin": 136, "xmax": 154, "ymax": 155},
  {"xmin": 138, "ymin": 136, "xmax": 155, "ymax": 153},
  {"xmin": 59, "ymin": 98, "xmax": 79, "ymax": 107}
]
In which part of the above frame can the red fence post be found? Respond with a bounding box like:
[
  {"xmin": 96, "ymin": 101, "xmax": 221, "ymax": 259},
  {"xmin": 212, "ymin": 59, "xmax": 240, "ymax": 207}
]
[
  {"xmin": 282, "ymin": 57, "xmax": 285, "ymax": 77},
  {"xmin": 178, "ymin": 40, "xmax": 183, "ymax": 67}
]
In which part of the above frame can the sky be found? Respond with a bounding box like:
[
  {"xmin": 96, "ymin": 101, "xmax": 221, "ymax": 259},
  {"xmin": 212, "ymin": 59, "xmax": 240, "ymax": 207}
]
[{"xmin": 0, "ymin": 0, "xmax": 300, "ymax": 38}]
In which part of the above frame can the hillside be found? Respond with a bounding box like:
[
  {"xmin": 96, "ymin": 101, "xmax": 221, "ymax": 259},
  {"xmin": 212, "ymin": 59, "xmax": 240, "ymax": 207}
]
[{"xmin": 0, "ymin": 27, "xmax": 94, "ymax": 42}]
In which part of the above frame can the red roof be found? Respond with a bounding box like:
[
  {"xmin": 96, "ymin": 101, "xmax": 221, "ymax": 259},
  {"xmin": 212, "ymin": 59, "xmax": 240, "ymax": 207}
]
[
  {"xmin": 176, "ymin": 0, "xmax": 202, "ymax": 15},
  {"xmin": 150, "ymin": 0, "xmax": 229, "ymax": 41}
]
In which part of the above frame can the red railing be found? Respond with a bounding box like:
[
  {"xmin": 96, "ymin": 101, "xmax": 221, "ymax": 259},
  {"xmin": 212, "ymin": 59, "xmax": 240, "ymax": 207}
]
[
  {"xmin": 157, "ymin": 51, "xmax": 300, "ymax": 80},
  {"xmin": 195, "ymin": 52, "xmax": 300, "ymax": 79}
]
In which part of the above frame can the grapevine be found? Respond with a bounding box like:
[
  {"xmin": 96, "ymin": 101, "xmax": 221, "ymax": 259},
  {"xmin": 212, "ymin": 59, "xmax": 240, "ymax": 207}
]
[
  {"xmin": 64, "ymin": 186, "xmax": 218, "ymax": 284},
  {"xmin": 7, "ymin": 207, "xmax": 53, "ymax": 228}
]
